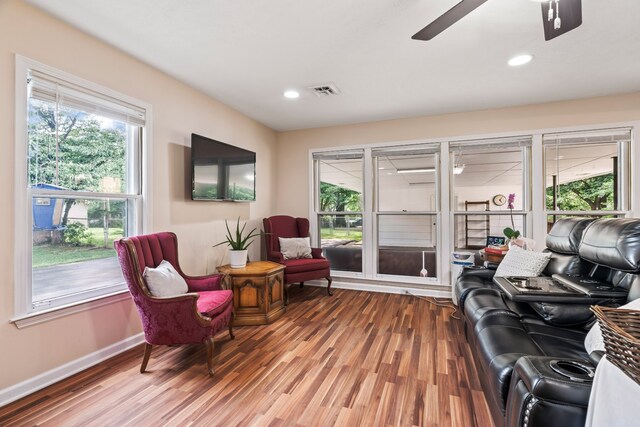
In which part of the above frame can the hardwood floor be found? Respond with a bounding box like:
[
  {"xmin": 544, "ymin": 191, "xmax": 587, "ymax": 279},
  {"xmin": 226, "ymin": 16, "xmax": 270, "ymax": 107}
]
[{"xmin": 0, "ymin": 288, "xmax": 494, "ymax": 427}]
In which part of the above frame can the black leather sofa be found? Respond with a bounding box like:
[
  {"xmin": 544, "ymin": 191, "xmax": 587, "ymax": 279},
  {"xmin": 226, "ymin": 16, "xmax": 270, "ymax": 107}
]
[{"xmin": 454, "ymin": 218, "xmax": 640, "ymax": 427}]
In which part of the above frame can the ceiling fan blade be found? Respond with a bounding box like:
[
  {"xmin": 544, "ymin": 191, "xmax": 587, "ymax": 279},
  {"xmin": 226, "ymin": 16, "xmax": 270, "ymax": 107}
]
[
  {"xmin": 541, "ymin": 0, "xmax": 582, "ymax": 41},
  {"xmin": 412, "ymin": 0, "xmax": 489, "ymax": 41}
]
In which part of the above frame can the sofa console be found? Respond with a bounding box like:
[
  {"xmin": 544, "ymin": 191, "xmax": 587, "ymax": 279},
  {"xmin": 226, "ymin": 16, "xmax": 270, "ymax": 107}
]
[{"xmin": 454, "ymin": 218, "xmax": 640, "ymax": 427}]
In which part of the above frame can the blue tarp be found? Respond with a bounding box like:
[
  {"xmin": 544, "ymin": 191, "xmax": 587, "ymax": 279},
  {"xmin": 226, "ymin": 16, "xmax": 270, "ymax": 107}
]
[{"xmin": 32, "ymin": 184, "xmax": 66, "ymax": 230}]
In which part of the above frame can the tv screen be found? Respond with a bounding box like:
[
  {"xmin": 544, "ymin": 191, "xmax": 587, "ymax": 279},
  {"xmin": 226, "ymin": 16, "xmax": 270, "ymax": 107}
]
[{"xmin": 191, "ymin": 133, "xmax": 256, "ymax": 201}]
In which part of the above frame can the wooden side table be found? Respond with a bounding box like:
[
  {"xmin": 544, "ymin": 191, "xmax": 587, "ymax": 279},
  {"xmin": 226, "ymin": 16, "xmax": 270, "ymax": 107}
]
[{"xmin": 217, "ymin": 261, "xmax": 286, "ymax": 326}]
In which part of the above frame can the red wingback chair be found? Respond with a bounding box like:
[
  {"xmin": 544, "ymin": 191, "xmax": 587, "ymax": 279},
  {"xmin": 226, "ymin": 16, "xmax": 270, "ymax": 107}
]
[
  {"xmin": 114, "ymin": 232, "xmax": 234, "ymax": 376},
  {"xmin": 263, "ymin": 215, "xmax": 332, "ymax": 303}
]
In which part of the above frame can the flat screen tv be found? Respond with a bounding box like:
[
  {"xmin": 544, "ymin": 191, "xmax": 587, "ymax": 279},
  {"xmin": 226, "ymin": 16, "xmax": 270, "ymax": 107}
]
[{"xmin": 191, "ymin": 133, "xmax": 256, "ymax": 201}]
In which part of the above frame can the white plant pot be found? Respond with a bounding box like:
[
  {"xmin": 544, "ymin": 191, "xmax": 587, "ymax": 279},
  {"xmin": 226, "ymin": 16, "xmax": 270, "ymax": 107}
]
[{"xmin": 229, "ymin": 249, "xmax": 248, "ymax": 269}]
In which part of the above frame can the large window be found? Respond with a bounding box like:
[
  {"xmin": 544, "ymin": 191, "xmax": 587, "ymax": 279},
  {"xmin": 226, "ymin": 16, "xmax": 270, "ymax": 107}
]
[
  {"xmin": 450, "ymin": 137, "xmax": 531, "ymax": 250},
  {"xmin": 544, "ymin": 129, "xmax": 631, "ymax": 226},
  {"xmin": 310, "ymin": 127, "xmax": 634, "ymax": 288},
  {"xmin": 374, "ymin": 145, "xmax": 439, "ymax": 279},
  {"xmin": 313, "ymin": 151, "xmax": 363, "ymax": 273},
  {"xmin": 15, "ymin": 58, "xmax": 147, "ymax": 316}
]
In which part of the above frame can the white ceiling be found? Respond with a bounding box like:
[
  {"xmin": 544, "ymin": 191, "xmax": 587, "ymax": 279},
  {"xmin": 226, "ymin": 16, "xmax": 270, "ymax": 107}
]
[{"xmin": 27, "ymin": 0, "xmax": 640, "ymax": 131}]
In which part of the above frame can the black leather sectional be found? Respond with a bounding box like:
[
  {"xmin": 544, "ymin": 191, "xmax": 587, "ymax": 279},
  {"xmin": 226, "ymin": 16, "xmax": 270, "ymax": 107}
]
[{"xmin": 454, "ymin": 218, "xmax": 640, "ymax": 427}]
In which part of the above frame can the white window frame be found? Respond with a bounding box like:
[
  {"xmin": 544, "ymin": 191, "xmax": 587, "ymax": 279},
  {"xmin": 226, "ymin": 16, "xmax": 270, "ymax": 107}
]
[
  {"xmin": 542, "ymin": 128, "xmax": 632, "ymax": 221},
  {"xmin": 372, "ymin": 144, "xmax": 441, "ymax": 284},
  {"xmin": 450, "ymin": 136, "xmax": 533, "ymax": 255},
  {"xmin": 13, "ymin": 55, "xmax": 152, "ymax": 323},
  {"xmin": 309, "ymin": 123, "xmax": 638, "ymax": 290},
  {"xmin": 312, "ymin": 149, "xmax": 365, "ymax": 278}
]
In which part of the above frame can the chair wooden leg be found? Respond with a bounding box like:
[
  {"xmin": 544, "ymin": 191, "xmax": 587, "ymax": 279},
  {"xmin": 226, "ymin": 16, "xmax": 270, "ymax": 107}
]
[
  {"xmin": 284, "ymin": 283, "xmax": 290, "ymax": 306},
  {"xmin": 229, "ymin": 323, "xmax": 235, "ymax": 339},
  {"xmin": 205, "ymin": 337, "xmax": 215, "ymax": 377},
  {"xmin": 299, "ymin": 281, "xmax": 304, "ymax": 288},
  {"xmin": 326, "ymin": 276, "xmax": 333, "ymax": 296},
  {"xmin": 140, "ymin": 342, "xmax": 153, "ymax": 373}
]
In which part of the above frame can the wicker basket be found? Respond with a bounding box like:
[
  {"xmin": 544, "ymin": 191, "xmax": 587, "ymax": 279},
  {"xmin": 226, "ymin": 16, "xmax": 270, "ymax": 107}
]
[{"xmin": 592, "ymin": 305, "xmax": 640, "ymax": 385}]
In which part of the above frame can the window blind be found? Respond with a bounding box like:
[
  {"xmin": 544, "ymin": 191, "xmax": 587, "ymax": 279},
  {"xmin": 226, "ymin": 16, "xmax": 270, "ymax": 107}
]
[
  {"xmin": 450, "ymin": 136, "xmax": 532, "ymax": 153},
  {"xmin": 312, "ymin": 150, "xmax": 364, "ymax": 161},
  {"xmin": 543, "ymin": 128, "xmax": 631, "ymax": 146},
  {"xmin": 28, "ymin": 69, "xmax": 146, "ymax": 127},
  {"xmin": 372, "ymin": 143, "xmax": 440, "ymax": 158}
]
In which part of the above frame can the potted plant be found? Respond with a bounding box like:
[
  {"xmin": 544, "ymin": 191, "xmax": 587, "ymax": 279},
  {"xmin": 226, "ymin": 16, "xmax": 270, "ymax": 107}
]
[
  {"xmin": 503, "ymin": 193, "xmax": 524, "ymax": 248},
  {"xmin": 214, "ymin": 218, "xmax": 262, "ymax": 268}
]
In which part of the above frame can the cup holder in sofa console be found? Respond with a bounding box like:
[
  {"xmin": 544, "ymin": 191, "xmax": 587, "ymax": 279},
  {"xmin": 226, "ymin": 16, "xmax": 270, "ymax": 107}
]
[{"xmin": 549, "ymin": 360, "xmax": 595, "ymax": 382}]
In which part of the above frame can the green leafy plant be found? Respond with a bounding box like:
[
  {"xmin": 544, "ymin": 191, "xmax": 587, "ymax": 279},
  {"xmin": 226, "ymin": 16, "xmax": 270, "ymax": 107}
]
[
  {"xmin": 213, "ymin": 218, "xmax": 262, "ymax": 250},
  {"xmin": 63, "ymin": 222, "xmax": 91, "ymax": 246}
]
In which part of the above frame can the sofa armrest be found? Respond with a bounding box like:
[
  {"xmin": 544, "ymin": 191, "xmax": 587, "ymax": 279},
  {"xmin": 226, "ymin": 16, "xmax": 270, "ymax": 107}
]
[
  {"xmin": 460, "ymin": 266, "xmax": 496, "ymax": 280},
  {"xmin": 311, "ymin": 247, "xmax": 324, "ymax": 259},
  {"xmin": 506, "ymin": 356, "xmax": 593, "ymax": 427}
]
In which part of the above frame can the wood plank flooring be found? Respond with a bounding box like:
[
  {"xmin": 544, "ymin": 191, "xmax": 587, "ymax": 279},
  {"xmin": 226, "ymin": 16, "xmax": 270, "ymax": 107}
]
[{"xmin": 0, "ymin": 288, "xmax": 494, "ymax": 427}]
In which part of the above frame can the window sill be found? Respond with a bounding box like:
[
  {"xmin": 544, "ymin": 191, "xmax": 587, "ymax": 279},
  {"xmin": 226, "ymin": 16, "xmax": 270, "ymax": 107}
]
[{"xmin": 11, "ymin": 290, "xmax": 131, "ymax": 329}]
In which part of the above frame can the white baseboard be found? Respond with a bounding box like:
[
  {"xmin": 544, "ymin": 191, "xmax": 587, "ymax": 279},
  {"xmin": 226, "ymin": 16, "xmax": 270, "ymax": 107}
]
[
  {"xmin": 0, "ymin": 332, "xmax": 144, "ymax": 408},
  {"xmin": 305, "ymin": 279, "xmax": 452, "ymax": 299}
]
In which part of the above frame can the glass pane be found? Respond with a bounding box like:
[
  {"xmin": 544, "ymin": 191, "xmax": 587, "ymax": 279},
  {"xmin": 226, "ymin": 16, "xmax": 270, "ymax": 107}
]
[
  {"xmin": 320, "ymin": 214, "xmax": 362, "ymax": 273},
  {"xmin": 453, "ymin": 213, "xmax": 525, "ymax": 249},
  {"xmin": 227, "ymin": 163, "xmax": 255, "ymax": 200},
  {"xmin": 193, "ymin": 163, "xmax": 218, "ymax": 199},
  {"xmin": 546, "ymin": 213, "xmax": 622, "ymax": 232},
  {"xmin": 28, "ymin": 97, "xmax": 134, "ymax": 194},
  {"xmin": 32, "ymin": 196, "xmax": 128, "ymax": 305},
  {"xmin": 545, "ymin": 142, "xmax": 618, "ymax": 211},
  {"xmin": 452, "ymin": 148, "xmax": 524, "ymax": 211},
  {"xmin": 318, "ymin": 158, "xmax": 362, "ymax": 212},
  {"xmin": 377, "ymin": 154, "xmax": 437, "ymax": 211},
  {"xmin": 377, "ymin": 214, "xmax": 437, "ymax": 278}
]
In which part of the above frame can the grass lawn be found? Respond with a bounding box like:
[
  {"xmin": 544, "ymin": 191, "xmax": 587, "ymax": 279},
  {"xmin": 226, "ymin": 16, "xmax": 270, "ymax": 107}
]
[
  {"xmin": 33, "ymin": 245, "xmax": 116, "ymax": 268},
  {"xmin": 33, "ymin": 227, "xmax": 124, "ymax": 268},
  {"xmin": 320, "ymin": 228, "xmax": 362, "ymax": 241}
]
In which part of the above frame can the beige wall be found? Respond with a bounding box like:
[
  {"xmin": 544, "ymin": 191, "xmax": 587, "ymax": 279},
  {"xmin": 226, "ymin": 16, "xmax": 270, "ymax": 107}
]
[
  {"xmin": 0, "ymin": 1, "xmax": 277, "ymax": 390},
  {"xmin": 276, "ymin": 92, "xmax": 640, "ymax": 217},
  {"xmin": 2, "ymin": 0, "xmax": 640, "ymax": 398}
]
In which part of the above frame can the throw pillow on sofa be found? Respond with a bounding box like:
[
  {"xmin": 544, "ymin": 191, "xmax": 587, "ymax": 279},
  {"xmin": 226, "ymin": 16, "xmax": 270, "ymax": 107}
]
[
  {"xmin": 279, "ymin": 237, "xmax": 313, "ymax": 260},
  {"xmin": 143, "ymin": 260, "xmax": 189, "ymax": 297},
  {"xmin": 585, "ymin": 297, "xmax": 640, "ymax": 354},
  {"xmin": 494, "ymin": 246, "xmax": 552, "ymax": 278}
]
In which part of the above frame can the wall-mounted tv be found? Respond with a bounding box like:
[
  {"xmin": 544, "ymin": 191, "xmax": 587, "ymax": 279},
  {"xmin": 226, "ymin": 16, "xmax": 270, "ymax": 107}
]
[{"xmin": 191, "ymin": 133, "xmax": 256, "ymax": 201}]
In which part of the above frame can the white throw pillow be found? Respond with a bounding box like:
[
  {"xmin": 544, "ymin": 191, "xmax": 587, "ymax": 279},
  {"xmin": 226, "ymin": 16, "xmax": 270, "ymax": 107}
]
[
  {"xmin": 585, "ymin": 297, "xmax": 640, "ymax": 354},
  {"xmin": 143, "ymin": 260, "xmax": 189, "ymax": 297},
  {"xmin": 279, "ymin": 237, "xmax": 313, "ymax": 260},
  {"xmin": 494, "ymin": 246, "xmax": 552, "ymax": 278}
]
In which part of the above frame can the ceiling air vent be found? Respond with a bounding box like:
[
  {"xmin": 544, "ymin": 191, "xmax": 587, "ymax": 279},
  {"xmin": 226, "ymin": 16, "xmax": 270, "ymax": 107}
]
[{"xmin": 307, "ymin": 83, "xmax": 341, "ymax": 97}]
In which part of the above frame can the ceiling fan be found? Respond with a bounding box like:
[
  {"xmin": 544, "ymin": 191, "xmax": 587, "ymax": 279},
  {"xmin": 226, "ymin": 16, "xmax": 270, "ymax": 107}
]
[{"xmin": 412, "ymin": 0, "xmax": 582, "ymax": 41}]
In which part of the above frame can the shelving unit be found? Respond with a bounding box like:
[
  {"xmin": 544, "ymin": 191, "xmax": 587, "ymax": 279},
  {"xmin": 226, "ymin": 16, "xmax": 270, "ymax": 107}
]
[{"xmin": 464, "ymin": 200, "xmax": 490, "ymax": 249}]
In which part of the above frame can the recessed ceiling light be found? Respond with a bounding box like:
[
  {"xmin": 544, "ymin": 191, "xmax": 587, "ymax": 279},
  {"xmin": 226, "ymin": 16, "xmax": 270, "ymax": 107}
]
[
  {"xmin": 283, "ymin": 90, "xmax": 300, "ymax": 99},
  {"xmin": 508, "ymin": 54, "xmax": 533, "ymax": 67}
]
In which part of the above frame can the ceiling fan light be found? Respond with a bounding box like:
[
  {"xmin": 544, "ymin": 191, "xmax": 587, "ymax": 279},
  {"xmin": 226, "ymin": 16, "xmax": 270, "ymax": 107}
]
[{"xmin": 508, "ymin": 54, "xmax": 534, "ymax": 66}]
